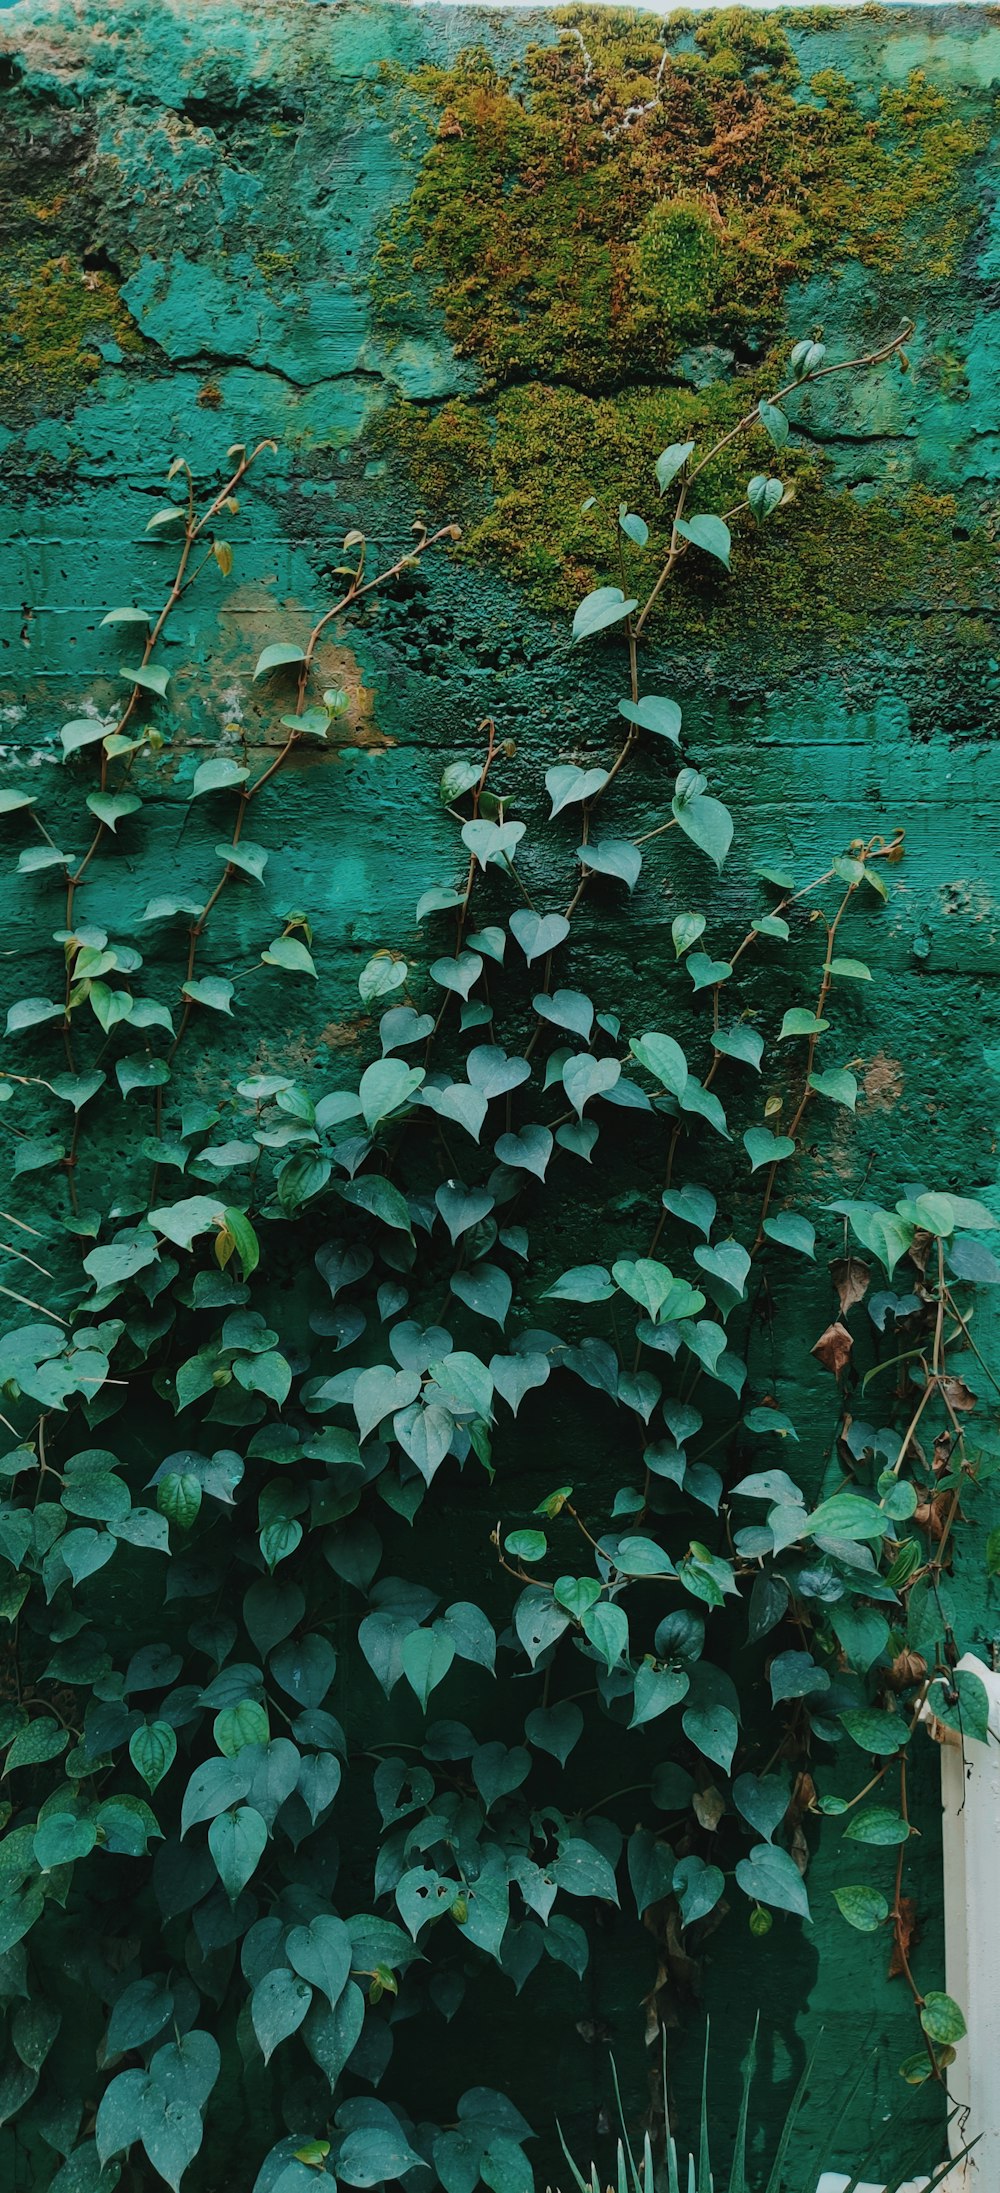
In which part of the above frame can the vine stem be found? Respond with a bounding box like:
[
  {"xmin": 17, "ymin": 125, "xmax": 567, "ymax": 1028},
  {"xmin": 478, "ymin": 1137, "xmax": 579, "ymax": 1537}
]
[{"xmin": 163, "ymin": 522, "xmax": 459, "ymax": 1069}]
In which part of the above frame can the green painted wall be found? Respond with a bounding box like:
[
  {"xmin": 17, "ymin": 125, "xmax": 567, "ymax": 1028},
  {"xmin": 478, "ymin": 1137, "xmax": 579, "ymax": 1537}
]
[{"xmin": 2, "ymin": 0, "xmax": 1000, "ymax": 2183}]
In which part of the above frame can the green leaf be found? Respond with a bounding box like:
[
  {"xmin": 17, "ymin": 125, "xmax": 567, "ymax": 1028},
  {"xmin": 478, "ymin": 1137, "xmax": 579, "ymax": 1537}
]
[
  {"xmin": 654, "ymin": 441, "xmax": 695, "ymax": 493},
  {"xmin": 181, "ymin": 976, "xmax": 234, "ymax": 1015},
  {"xmin": 208, "ymin": 1806, "xmax": 268, "ymax": 1901},
  {"xmin": 675, "ymin": 514, "xmax": 731, "ymax": 568},
  {"xmin": 505, "ymin": 1529, "xmax": 547, "ymax": 1561},
  {"xmin": 87, "ymin": 792, "xmax": 142, "ymax": 832},
  {"xmin": 339, "ymin": 2128, "xmax": 425, "ymax": 2187},
  {"xmin": 576, "ymin": 838, "xmax": 642, "ymax": 890},
  {"xmin": 359, "ymin": 954, "xmax": 407, "ymax": 1004},
  {"xmin": 216, "ymin": 839, "xmax": 268, "ymax": 881},
  {"xmin": 762, "ymin": 1213, "xmax": 815, "ymax": 1259},
  {"xmin": 672, "ymin": 790, "xmax": 733, "ymax": 870},
  {"xmin": 190, "ymin": 757, "xmax": 249, "ymax": 799},
  {"xmin": 580, "ymin": 1599, "xmax": 629, "ymax": 1672},
  {"xmin": 6, "ymin": 1719, "xmax": 68, "ymax": 1770},
  {"xmin": 804, "ymin": 1493, "xmax": 887, "ymax": 1542},
  {"xmin": 671, "ymin": 913, "xmax": 706, "ymax": 957},
  {"xmin": 251, "ymin": 1967, "xmax": 312, "ymax": 2064},
  {"xmin": 571, "ymin": 587, "xmax": 637, "ymax": 642},
  {"xmin": 214, "ymin": 1700, "xmax": 269, "ymax": 1756},
  {"xmin": 262, "ymin": 936, "xmax": 316, "ymax": 978},
  {"xmin": 809, "ymin": 1068, "xmax": 858, "ymax": 1110},
  {"xmin": 0, "ymin": 789, "xmax": 36, "ymax": 813},
  {"xmin": 101, "ymin": 605, "xmax": 150, "ymax": 627},
  {"xmin": 129, "ymin": 1722, "xmax": 177, "ymax": 1793},
  {"xmin": 673, "ymin": 1854, "xmax": 723, "ymax": 1925},
  {"xmin": 682, "ymin": 1702, "xmax": 737, "ymax": 1773},
  {"xmin": 920, "ymin": 1991, "xmax": 966, "ymax": 2046},
  {"xmin": 440, "ymin": 760, "xmax": 482, "ymax": 803},
  {"xmin": 149, "ymin": 1195, "xmax": 222, "ymax": 1249},
  {"xmin": 747, "ymin": 474, "xmax": 784, "ymax": 520},
  {"xmin": 828, "ymin": 957, "xmax": 872, "ymax": 980},
  {"xmin": 758, "ymin": 399, "xmax": 789, "ymax": 448},
  {"xmin": 844, "ymin": 1808, "xmax": 911, "ymax": 1847},
  {"xmin": 253, "ymin": 642, "xmax": 307, "ymax": 681},
  {"xmin": 546, "ymin": 765, "xmax": 608, "ymax": 818},
  {"xmin": 735, "ymin": 1842, "xmax": 810, "ymax": 1919},
  {"xmin": 402, "ymin": 1627, "xmax": 455, "ymax": 1710},
  {"xmin": 543, "ymin": 1264, "xmax": 614, "ymax": 1303},
  {"xmin": 563, "ymin": 1054, "xmax": 620, "ymax": 1116},
  {"xmin": 157, "ymin": 1473, "xmax": 202, "ymax": 1530},
  {"xmin": 359, "ymin": 1058, "xmax": 425, "ymax": 1132},
  {"xmin": 629, "ymin": 1031, "xmax": 687, "ymax": 1097},
  {"xmin": 832, "ymin": 1884, "xmax": 888, "ymax": 1932},
  {"xmin": 778, "ymin": 1008, "xmax": 828, "ymax": 1039},
  {"xmin": 839, "ymin": 1708, "xmax": 909, "ymax": 1755},
  {"xmin": 145, "ymin": 504, "xmax": 186, "ymax": 534},
  {"xmin": 617, "ymin": 694, "xmax": 682, "ymax": 742},
  {"xmin": 120, "ymin": 663, "xmax": 169, "ymax": 697},
  {"xmin": 5, "ymin": 996, "xmax": 64, "ymax": 1036},
  {"xmin": 61, "ymin": 717, "xmax": 109, "ymax": 756},
  {"xmin": 743, "ymin": 1127, "xmax": 795, "ymax": 1172},
  {"xmin": 33, "ymin": 1812, "xmax": 97, "ymax": 1869}
]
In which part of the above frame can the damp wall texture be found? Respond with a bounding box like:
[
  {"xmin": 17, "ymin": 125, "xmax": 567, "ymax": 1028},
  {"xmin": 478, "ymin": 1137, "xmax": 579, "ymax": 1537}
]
[{"xmin": 2, "ymin": 0, "xmax": 1000, "ymax": 2185}]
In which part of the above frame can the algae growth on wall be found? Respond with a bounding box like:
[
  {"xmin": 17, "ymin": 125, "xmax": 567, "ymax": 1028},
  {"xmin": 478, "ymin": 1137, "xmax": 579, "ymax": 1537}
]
[{"xmin": 1, "ymin": 1, "xmax": 1000, "ymax": 2185}]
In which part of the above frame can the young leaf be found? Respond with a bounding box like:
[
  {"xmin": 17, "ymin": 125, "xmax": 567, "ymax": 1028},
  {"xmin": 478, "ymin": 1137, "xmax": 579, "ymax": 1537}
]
[
  {"xmin": 253, "ymin": 642, "xmax": 306, "ymax": 681},
  {"xmin": 617, "ymin": 694, "xmax": 682, "ymax": 741},
  {"xmin": 120, "ymin": 663, "xmax": 170, "ymax": 697},
  {"xmin": 655, "ymin": 441, "xmax": 695, "ymax": 493},
  {"xmin": 190, "ymin": 757, "xmax": 249, "ymax": 799},
  {"xmin": 674, "ymin": 515, "xmax": 731, "ymax": 569},
  {"xmin": 571, "ymin": 587, "xmax": 637, "ymax": 643},
  {"xmin": 758, "ymin": 399, "xmax": 789, "ymax": 448}
]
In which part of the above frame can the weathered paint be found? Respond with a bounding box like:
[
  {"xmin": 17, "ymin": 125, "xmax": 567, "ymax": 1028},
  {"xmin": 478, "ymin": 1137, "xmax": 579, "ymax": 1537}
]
[{"xmin": 1, "ymin": 2, "xmax": 1000, "ymax": 2183}]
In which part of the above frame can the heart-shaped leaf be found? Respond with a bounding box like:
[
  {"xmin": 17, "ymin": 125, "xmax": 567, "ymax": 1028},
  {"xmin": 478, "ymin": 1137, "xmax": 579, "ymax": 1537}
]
[
  {"xmin": 743, "ymin": 1127, "xmax": 796, "ymax": 1172},
  {"xmin": 563, "ymin": 1055, "xmax": 621, "ymax": 1117},
  {"xmin": 509, "ymin": 910, "xmax": 571, "ymax": 964},
  {"xmin": 494, "ymin": 1125, "xmax": 553, "ymax": 1181},
  {"xmin": 461, "ymin": 819, "xmax": 526, "ymax": 870},
  {"xmin": 571, "ymin": 587, "xmax": 637, "ymax": 643},
  {"xmin": 533, "ymin": 988, "xmax": 594, "ymax": 1041},
  {"xmin": 617, "ymin": 694, "xmax": 682, "ymax": 741},
  {"xmin": 577, "ymin": 839, "xmax": 642, "ymax": 889},
  {"xmin": 430, "ymin": 953, "xmax": 483, "ymax": 1000},
  {"xmin": 545, "ymin": 766, "xmax": 609, "ymax": 819},
  {"xmin": 254, "ymin": 642, "xmax": 306, "ymax": 681}
]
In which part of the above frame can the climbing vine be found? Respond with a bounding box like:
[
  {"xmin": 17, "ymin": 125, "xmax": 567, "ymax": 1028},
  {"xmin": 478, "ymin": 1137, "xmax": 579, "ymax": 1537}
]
[{"xmin": 0, "ymin": 327, "xmax": 995, "ymax": 2193}]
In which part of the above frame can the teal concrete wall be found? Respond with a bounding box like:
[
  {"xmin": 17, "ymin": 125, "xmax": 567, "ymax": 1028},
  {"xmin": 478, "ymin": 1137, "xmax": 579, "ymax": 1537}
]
[{"xmin": 2, "ymin": 2, "xmax": 1000, "ymax": 2184}]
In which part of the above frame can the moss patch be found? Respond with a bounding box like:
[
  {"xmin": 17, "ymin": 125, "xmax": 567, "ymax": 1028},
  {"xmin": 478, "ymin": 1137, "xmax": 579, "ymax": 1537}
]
[
  {"xmin": 387, "ymin": 375, "xmax": 991, "ymax": 653},
  {"xmin": 386, "ymin": 8, "xmax": 981, "ymax": 391},
  {"xmin": 378, "ymin": 7, "xmax": 987, "ymax": 649},
  {"xmin": 0, "ymin": 247, "xmax": 144, "ymax": 419}
]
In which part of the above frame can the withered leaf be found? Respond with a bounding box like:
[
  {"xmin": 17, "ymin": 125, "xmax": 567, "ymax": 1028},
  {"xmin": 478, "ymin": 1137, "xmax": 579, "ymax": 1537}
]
[
  {"xmin": 692, "ymin": 1783, "xmax": 725, "ymax": 1832},
  {"xmin": 888, "ymin": 1897, "xmax": 918, "ymax": 1979},
  {"xmin": 811, "ymin": 1321, "xmax": 854, "ymax": 1378},
  {"xmin": 940, "ymin": 1375, "xmax": 977, "ymax": 1414},
  {"xmin": 831, "ymin": 1256, "xmax": 871, "ymax": 1315}
]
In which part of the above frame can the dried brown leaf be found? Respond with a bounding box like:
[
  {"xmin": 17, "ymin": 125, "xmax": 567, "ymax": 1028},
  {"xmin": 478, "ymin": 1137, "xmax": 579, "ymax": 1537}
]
[
  {"xmin": 888, "ymin": 1897, "xmax": 918, "ymax": 1978},
  {"xmin": 831, "ymin": 1256, "xmax": 871, "ymax": 1315},
  {"xmin": 940, "ymin": 1375, "xmax": 977, "ymax": 1414},
  {"xmin": 811, "ymin": 1321, "xmax": 854, "ymax": 1378}
]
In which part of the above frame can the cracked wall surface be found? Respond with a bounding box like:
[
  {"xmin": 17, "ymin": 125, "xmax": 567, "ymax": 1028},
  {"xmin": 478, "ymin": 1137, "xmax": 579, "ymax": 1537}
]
[{"xmin": 1, "ymin": 1, "xmax": 1000, "ymax": 2183}]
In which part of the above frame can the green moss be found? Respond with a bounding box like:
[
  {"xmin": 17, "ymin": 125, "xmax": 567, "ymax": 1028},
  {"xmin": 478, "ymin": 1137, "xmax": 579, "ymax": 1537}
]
[
  {"xmin": 378, "ymin": 5, "xmax": 986, "ymax": 651},
  {"xmin": 0, "ymin": 248, "xmax": 143, "ymax": 418},
  {"xmin": 388, "ymin": 9, "xmax": 982, "ymax": 392},
  {"xmin": 388, "ymin": 376, "xmax": 990, "ymax": 656}
]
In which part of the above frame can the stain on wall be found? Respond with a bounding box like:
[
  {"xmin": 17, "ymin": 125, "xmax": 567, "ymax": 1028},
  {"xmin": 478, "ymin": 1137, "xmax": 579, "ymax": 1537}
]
[{"xmin": 2, "ymin": 2, "xmax": 1000, "ymax": 2183}]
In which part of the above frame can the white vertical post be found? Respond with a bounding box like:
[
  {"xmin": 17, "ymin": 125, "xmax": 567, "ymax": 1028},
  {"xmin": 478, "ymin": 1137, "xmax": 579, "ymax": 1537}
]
[
  {"xmin": 818, "ymin": 1651, "xmax": 1000, "ymax": 2193},
  {"xmin": 934, "ymin": 1651, "xmax": 1000, "ymax": 2189}
]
